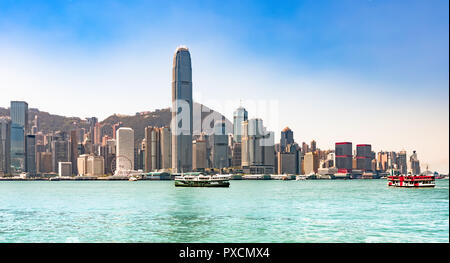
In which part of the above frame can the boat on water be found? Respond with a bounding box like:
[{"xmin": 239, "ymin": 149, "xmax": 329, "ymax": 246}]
[
  {"xmin": 174, "ymin": 173, "xmax": 230, "ymax": 187},
  {"xmin": 129, "ymin": 176, "xmax": 138, "ymax": 181},
  {"xmin": 387, "ymin": 166, "xmax": 435, "ymax": 188},
  {"xmin": 295, "ymin": 175, "xmax": 307, "ymax": 180},
  {"xmin": 387, "ymin": 173, "xmax": 435, "ymax": 188}
]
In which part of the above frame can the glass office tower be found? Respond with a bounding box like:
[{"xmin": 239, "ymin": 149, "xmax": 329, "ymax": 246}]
[{"xmin": 10, "ymin": 101, "xmax": 28, "ymax": 173}]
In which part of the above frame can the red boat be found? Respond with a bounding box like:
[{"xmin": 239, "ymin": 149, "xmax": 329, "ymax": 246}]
[{"xmin": 387, "ymin": 174, "xmax": 435, "ymax": 188}]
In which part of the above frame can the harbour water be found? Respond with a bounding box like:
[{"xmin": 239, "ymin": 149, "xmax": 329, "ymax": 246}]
[{"xmin": 0, "ymin": 180, "xmax": 448, "ymax": 243}]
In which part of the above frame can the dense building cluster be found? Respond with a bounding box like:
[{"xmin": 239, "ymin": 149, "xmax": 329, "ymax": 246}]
[{"xmin": 0, "ymin": 46, "xmax": 425, "ymax": 178}]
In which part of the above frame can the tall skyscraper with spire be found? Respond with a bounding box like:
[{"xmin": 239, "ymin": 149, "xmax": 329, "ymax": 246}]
[
  {"xmin": 233, "ymin": 107, "xmax": 248, "ymax": 143},
  {"xmin": 171, "ymin": 46, "xmax": 193, "ymax": 172}
]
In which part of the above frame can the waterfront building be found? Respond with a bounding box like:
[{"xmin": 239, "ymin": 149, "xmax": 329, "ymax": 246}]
[
  {"xmin": 37, "ymin": 152, "xmax": 52, "ymax": 174},
  {"xmin": 409, "ymin": 150, "xmax": 421, "ymax": 175},
  {"xmin": 233, "ymin": 107, "xmax": 248, "ymax": 143},
  {"xmin": 298, "ymin": 150, "xmax": 304, "ymax": 175},
  {"xmin": 160, "ymin": 127, "xmax": 172, "ymax": 170},
  {"xmin": 25, "ymin": 135, "xmax": 36, "ymax": 175},
  {"xmin": 277, "ymin": 152, "xmax": 296, "ymax": 174},
  {"xmin": 230, "ymin": 142, "xmax": 242, "ymax": 167},
  {"xmin": 0, "ymin": 117, "xmax": 11, "ymax": 175},
  {"xmin": 210, "ymin": 120, "xmax": 228, "ymax": 169},
  {"xmin": 116, "ymin": 127, "xmax": 134, "ymax": 175},
  {"xmin": 144, "ymin": 126, "xmax": 171, "ymax": 172},
  {"xmin": 144, "ymin": 127, "xmax": 157, "ymax": 172},
  {"xmin": 10, "ymin": 101, "xmax": 28, "ymax": 173},
  {"xmin": 58, "ymin": 162, "xmax": 72, "ymax": 177},
  {"xmin": 99, "ymin": 143, "xmax": 115, "ymax": 174},
  {"xmin": 241, "ymin": 118, "xmax": 275, "ymax": 174},
  {"xmin": 70, "ymin": 130, "xmax": 78, "ymax": 175},
  {"xmin": 51, "ymin": 139, "xmax": 69, "ymax": 173},
  {"xmin": 335, "ymin": 142, "xmax": 352, "ymax": 173},
  {"xmin": 77, "ymin": 154, "xmax": 89, "ymax": 176},
  {"xmin": 303, "ymin": 151, "xmax": 319, "ymax": 174},
  {"xmin": 87, "ymin": 155, "xmax": 104, "ymax": 176},
  {"xmin": 192, "ymin": 139, "xmax": 207, "ymax": 171},
  {"xmin": 172, "ymin": 46, "xmax": 193, "ymax": 173},
  {"xmin": 356, "ymin": 144, "xmax": 372, "ymax": 171}
]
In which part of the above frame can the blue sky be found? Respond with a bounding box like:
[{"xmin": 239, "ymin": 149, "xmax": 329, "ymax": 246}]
[{"xmin": 0, "ymin": 0, "xmax": 448, "ymax": 172}]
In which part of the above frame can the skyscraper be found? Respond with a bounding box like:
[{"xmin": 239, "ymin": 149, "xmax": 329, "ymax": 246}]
[
  {"xmin": 210, "ymin": 120, "xmax": 228, "ymax": 169},
  {"xmin": 280, "ymin": 127, "xmax": 294, "ymax": 152},
  {"xmin": 356, "ymin": 144, "xmax": 372, "ymax": 171},
  {"xmin": 171, "ymin": 46, "xmax": 193, "ymax": 172},
  {"xmin": 233, "ymin": 107, "xmax": 248, "ymax": 143},
  {"xmin": 241, "ymin": 118, "xmax": 275, "ymax": 174},
  {"xmin": 335, "ymin": 142, "xmax": 352, "ymax": 173},
  {"xmin": 0, "ymin": 117, "xmax": 11, "ymax": 175},
  {"xmin": 160, "ymin": 127, "xmax": 172, "ymax": 170},
  {"xmin": 192, "ymin": 139, "xmax": 207, "ymax": 171},
  {"xmin": 25, "ymin": 134, "xmax": 36, "ymax": 175},
  {"xmin": 10, "ymin": 101, "xmax": 28, "ymax": 173},
  {"xmin": 70, "ymin": 130, "xmax": 78, "ymax": 175},
  {"xmin": 115, "ymin": 127, "xmax": 134, "ymax": 175},
  {"xmin": 144, "ymin": 126, "xmax": 162, "ymax": 172}
]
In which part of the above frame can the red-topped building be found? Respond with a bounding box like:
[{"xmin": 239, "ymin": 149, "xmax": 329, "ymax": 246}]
[
  {"xmin": 356, "ymin": 144, "xmax": 372, "ymax": 171},
  {"xmin": 335, "ymin": 142, "xmax": 352, "ymax": 173}
]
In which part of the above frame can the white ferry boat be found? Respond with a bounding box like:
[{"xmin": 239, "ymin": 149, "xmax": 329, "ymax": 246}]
[{"xmin": 174, "ymin": 173, "xmax": 230, "ymax": 187}]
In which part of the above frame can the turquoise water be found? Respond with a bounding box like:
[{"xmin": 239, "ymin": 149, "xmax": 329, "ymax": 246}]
[{"xmin": 0, "ymin": 180, "xmax": 448, "ymax": 243}]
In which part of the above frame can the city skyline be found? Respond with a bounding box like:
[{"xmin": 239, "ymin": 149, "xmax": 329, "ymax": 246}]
[{"xmin": 0, "ymin": 0, "xmax": 448, "ymax": 173}]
